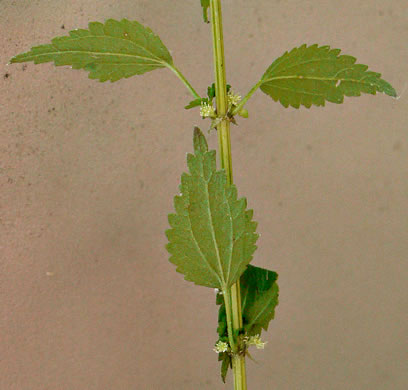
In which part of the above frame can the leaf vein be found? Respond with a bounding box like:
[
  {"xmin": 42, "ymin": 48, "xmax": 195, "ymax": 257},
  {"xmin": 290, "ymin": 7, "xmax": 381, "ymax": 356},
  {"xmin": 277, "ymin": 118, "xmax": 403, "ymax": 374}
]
[
  {"xmin": 204, "ymin": 178, "xmax": 227, "ymax": 288},
  {"xmin": 186, "ymin": 201, "xmax": 223, "ymax": 287},
  {"xmin": 41, "ymin": 47, "xmax": 165, "ymax": 66}
]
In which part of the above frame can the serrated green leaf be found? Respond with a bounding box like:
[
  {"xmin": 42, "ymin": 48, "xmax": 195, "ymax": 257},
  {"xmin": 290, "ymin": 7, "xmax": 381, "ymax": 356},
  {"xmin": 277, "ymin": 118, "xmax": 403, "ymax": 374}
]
[
  {"xmin": 259, "ymin": 44, "xmax": 396, "ymax": 108},
  {"xmin": 166, "ymin": 127, "xmax": 259, "ymax": 289},
  {"xmin": 200, "ymin": 0, "xmax": 210, "ymax": 23},
  {"xmin": 216, "ymin": 265, "xmax": 279, "ymax": 340},
  {"xmin": 10, "ymin": 19, "xmax": 173, "ymax": 82},
  {"xmin": 241, "ymin": 265, "xmax": 279, "ymax": 336}
]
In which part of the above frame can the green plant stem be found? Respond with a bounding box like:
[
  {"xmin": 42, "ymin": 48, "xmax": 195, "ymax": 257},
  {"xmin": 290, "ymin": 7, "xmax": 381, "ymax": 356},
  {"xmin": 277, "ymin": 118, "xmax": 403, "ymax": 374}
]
[
  {"xmin": 210, "ymin": 1, "xmax": 247, "ymax": 389},
  {"xmin": 222, "ymin": 288, "xmax": 237, "ymax": 352},
  {"xmin": 231, "ymin": 79, "xmax": 263, "ymax": 116},
  {"xmin": 166, "ymin": 64, "xmax": 200, "ymax": 99}
]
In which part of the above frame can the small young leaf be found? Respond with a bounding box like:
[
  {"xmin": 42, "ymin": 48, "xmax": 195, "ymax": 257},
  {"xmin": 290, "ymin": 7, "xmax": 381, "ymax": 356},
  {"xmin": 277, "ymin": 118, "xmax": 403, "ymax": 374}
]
[
  {"xmin": 166, "ymin": 128, "xmax": 259, "ymax": 290},
  {"xmin": 185, "ymin": 98, "xmax": 203, "ymax": 110},
  {"xmin": 207, "ymin": 83, "xmax": 216, "ymax": 100},
  {"xmin": 200, "ymin": 0, "xmax": 210, "ymax": 23},
  {"xmin": 259, "ymin": 44, "xmax": 396, "ymax": 108},
  {"xmin": 219, "ymin": 352, "xmax": 232, "ymax": 383},
  {"xmin": 241, "ymin": 265, "xmax": 279, "ymax": 336},
  {"xmin": 10, "ymin": 19, "xmax": 173, "ymax": 82}
]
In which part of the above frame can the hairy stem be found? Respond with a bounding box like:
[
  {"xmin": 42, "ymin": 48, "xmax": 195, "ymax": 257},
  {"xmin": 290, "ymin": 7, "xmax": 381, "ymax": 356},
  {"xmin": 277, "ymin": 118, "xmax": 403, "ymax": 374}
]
[{"xmin": 210, "ymin": 1, "xmax": 247, "ymax": 389}]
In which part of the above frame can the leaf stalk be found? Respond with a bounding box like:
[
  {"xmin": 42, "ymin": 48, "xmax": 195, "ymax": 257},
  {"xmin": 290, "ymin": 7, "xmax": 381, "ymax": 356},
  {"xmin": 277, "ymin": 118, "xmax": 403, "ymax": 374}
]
[
  {"xmin": 231, "ymin": 79, "xmax": 263, "ymax": 116},
  {"xmin": 166, "ymin": 64, "xmax": 201, "ymax": 99}
]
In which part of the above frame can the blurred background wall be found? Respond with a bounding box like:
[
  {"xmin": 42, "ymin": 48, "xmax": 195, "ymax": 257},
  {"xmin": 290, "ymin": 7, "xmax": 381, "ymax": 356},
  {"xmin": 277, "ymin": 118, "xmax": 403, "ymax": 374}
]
[{"xmin": 1, "ymin": 0, "xmax": 407, "ymax": 388}]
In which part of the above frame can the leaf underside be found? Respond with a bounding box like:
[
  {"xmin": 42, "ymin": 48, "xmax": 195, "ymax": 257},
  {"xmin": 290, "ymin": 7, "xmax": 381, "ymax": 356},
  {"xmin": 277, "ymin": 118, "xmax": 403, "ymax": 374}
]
[
  {"xmin": 166, "ymin": 128, "xmax": 258, "ymax": 290},
  {"xmin": 10, "ymin": 19, "xmax": 173, "ymax": 82},
  {"xmin": 240, "ymin": 264, "xmax": 279, "ymax": 336},
  {"xmin": 260, "ymin": 44, "xmax": 396, "ymax": 108}
]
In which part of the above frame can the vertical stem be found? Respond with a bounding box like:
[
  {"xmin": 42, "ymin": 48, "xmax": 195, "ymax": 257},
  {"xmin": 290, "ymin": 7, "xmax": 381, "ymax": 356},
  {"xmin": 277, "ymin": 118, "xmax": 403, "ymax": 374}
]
[{"xmin": 210, "ymin": 1, "xmax": 247, "ymax": 389}]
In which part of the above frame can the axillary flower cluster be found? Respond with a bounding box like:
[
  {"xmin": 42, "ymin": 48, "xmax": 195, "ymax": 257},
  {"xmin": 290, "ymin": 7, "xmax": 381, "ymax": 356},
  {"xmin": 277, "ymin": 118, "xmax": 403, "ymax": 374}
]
[
  {"xmin": 199, "ymin": 102, "xmax": 216, "ymax": 118},
  {"xmin": 198, "ymin": 88, "xmax": 244, "ymax": 131},
  {"xmin": 200, "ymin": 89, "xmax": 242, "ymax": 118},
  {"xmin": 213, "ymin": 334, "xmax": 267, "ymax": 355}
]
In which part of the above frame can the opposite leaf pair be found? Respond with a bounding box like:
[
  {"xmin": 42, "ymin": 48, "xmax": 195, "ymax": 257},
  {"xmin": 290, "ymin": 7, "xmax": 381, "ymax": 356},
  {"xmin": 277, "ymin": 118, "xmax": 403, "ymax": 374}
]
[{"xmin": 11, "ymin": 19, "xmax": 396, "ymax": 110}]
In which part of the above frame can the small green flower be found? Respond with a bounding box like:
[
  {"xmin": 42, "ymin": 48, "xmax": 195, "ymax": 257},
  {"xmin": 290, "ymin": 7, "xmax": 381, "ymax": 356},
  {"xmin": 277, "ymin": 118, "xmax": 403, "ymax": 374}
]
[
  {"xmin": 244, "ymin": 334, "xmax": 267, "ymax": 350},
  {"xmin": 200, "ymin": 102, "xmax": 216, "ymax": 118},
  {"xmin": 227, "ymin": 89, "xmax": 241, "ymax": 106},
  {"xmin": 213, "ymin": 340, "xmax": 229, "ymax": 353}
]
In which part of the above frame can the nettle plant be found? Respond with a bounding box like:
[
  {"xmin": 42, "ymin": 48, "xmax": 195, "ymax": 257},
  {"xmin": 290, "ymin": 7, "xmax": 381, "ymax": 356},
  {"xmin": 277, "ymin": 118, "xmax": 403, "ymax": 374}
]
[{"xmin": 10, "ymin": 1, "xmax": 396, "ymax": 388}]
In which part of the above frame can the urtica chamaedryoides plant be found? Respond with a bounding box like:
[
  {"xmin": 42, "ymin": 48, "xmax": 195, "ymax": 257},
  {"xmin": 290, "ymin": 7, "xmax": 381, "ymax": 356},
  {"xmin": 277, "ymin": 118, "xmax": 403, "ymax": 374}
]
[{"xmin": 10, "ymin": 1, "xmax": 396, "ymax": 388}]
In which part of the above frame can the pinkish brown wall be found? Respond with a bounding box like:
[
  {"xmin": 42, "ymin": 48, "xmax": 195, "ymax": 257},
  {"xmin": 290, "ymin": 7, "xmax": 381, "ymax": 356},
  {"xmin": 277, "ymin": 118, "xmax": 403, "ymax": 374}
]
[{"xmin": 1, "ymin": 1, "xmax": 407, "ymax": 389}]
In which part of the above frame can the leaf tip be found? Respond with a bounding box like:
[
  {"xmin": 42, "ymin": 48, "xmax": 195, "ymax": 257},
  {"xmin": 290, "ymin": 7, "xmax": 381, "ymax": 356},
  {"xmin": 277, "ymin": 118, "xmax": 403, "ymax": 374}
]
[
  {"xmin": 9, "ymin": 55, "xmax": 19, "ymax": 64},
  {"xmin": 193, "ymin": 127, "xmax": 208, "ymax": 155},
  {"xmin": 386, "ymin": 84, "xmax": 397, "ymax": 98}
]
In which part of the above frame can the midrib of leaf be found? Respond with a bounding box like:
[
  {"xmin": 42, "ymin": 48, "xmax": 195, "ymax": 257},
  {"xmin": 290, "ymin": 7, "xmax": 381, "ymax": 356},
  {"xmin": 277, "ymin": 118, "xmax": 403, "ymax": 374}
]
[
  {"xmin": 186, "ymin": 181, "xmax": 224, "ymax": 287},
  {"xmin": 95, "ymin": 63, "xmax": 160, "ymax": 67},
  {"xmin": 22, "ymin": 50, "xmax": 163, "ymax": 65},
  {"xmin": 225, "ymin": 196, "xmax": 234, "ymax": 286},
  {"xmin": 263, "ymin": 75, "xmax": 375, "ymax": 84},
  {"xmin": 203, "ymin": 175, "xmax": 227, "ymax": 289},
  {"xmin": 25, "ymin": 35, "xmax": 168, "ymax": 66},
  {"xmin": 263, "ymin": 56, "xmax": 384, "ymax": 87},
  {"xmin": 262, "ymin": 75, "xmax": 384, "ymax": 97}
]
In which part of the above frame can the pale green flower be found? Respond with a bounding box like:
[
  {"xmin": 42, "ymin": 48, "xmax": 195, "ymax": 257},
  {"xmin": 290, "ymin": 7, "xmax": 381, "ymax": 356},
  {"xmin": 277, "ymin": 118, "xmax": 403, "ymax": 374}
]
[
  {"xmin": 227, "ymin": 89, "xmax": 241, "ymax": 106},
  {"xmin": 200, "ymin": 102, "xmax": 216, "ymax": 118},
  {"xmin": 213, "ymin": 340, "xmax": 229, "ymax": 353},
  {"xmin": 245, "ymin": 334, "xmax": 267, "ymax": 350}
]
